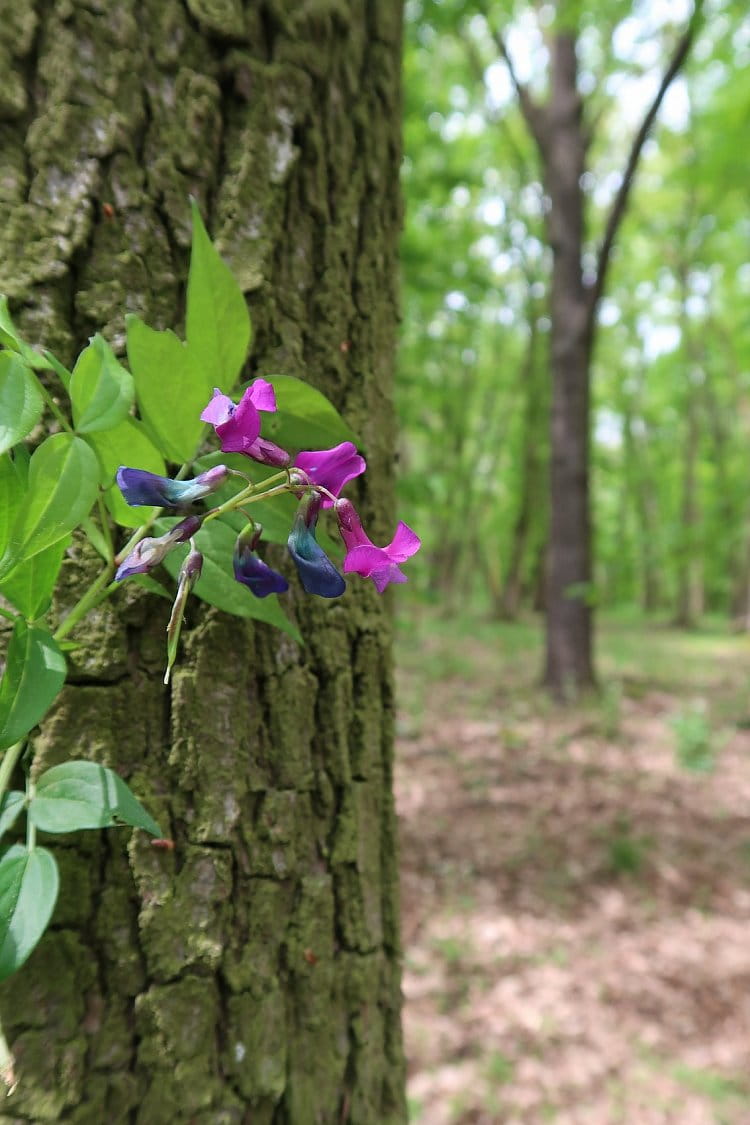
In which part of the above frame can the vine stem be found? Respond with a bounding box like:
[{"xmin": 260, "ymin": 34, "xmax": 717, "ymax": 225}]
[
  {"xmin": 35, "ymin": 380, "xmax": 73, "ymax": 434},
  {"xmin": 55, "ymin": 465, "xmax": 296, "ymax": 644},
  {"xmin": 0, "ymin": 1021, "xmax": 17, "ymax": 1095},
  {"xmin": 0, "ymin": 740, "xmax": 24, "ymax": 807},
  {"xmin": 53, "ymin": 563, "xmax": 115, "ymax": 642}
]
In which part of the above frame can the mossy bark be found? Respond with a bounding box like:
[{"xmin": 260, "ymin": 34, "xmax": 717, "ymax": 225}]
[{"xmin": 0, "ymin": 1, "xmax": 406, "ymax": 1122}]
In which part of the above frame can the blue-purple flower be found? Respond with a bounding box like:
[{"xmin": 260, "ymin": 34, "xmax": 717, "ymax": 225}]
[
  {"xmin": 287, "ymin": 493, "xmax": 345, "ymax": 598},
  {"xmin": 233, "ymin": 522, "xmax": 289, "ymax": 598},
  {"xmin": 116, "ymin": 465, "xmax": 229, "ymax": 508},
  {"xmin": 115, "ymin": 516, "xmax": 202, "ymax": 581}
]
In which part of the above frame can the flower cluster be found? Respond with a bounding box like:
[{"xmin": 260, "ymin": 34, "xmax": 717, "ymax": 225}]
[{"xmin": 114, "ymin": 381, "xmax": 420, "ymax": 611}]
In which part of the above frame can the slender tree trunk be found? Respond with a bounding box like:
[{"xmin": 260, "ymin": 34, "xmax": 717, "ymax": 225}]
[
  {"xmin": 483, "ymin": 2, "xmax": 702, "ymax": 694},
  {"xmin": 498, "ymin": 304, "xmax": 544, "ymax": 620},
  {"xmin": 540, "ymin": 35, "xmax": 595, "ymax": 693},
  {"xmin": 0, "ymin": 3, "xmax": 407, "ymax": 1123},
  {"xmin": 623, "ymin": 411, "xmax": 661, "ymax": 612},
  {"xmin": 730, "ymin": 513, "xmax": 750, "ymax": 630},
  {"xmin": 673, "ymin": 258, "xmax": 703, "ymax": 630},
  {"xmin": 673, "ymin": 386, "xmax": 702, "ymax": 628}
]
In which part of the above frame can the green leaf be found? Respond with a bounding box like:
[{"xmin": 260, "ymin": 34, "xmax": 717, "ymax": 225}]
[
  {"xmin": 70, "ymin": 334, "xmax": 135, "ymax": 434},
  {"xmin": 0, "ymin": 353, "xmax": 44, "ymax": 456},
  {"xmin": 0, "ymin": 535, "xmax": 70, "ymax": 620},
  {"xmin": 263, "ymin": 374, "xmax": 359, "ymax": 451},
  {"xmin": 0, "ymin": 844, "xmax": 59, "ymax": 980},
  {"xmin": 41, "ymin": 350, "xmax": 72, "ymax": 392},
  {"xmin": 0, "ymin": 792, "xmax": 25, "ymax": 839},
  {"xmin": 9, "ymin": 433, "xmax": 99, "ymax": 566},
  {"xmin": 86, "ymin": 417, "xmax": 167, "ymax": 528},
  {"xmin": 130, "ymin": 573, "xmax": 173, "ymax": 600},
  {"xmin": 126, "ymin": 317, "xmax": 211, "ymax": 463},
  {"xmin": 186, "ymin": 201, "xmax": 251, "ymax": 395},
  {"xmin": 0, "ymin": 621, "xmax": 67, "ymax": 750},
  {"xmin": 0, "ymin": 449, "xmax": 29, "ymax": 563},
  {"xmin": 0, "ymin": 297, "xmax": 51, "ymax": 371},
  {"xmin": 29, "ymin": 760, "xmax": 161, "ymax": 836},
  {"xmin": 156, "ymin": 517, "xmax": 302, "ymax": 643},
  {"xmin": 80, "ymin": 517, "xmax": 110, "ymax": 562}
]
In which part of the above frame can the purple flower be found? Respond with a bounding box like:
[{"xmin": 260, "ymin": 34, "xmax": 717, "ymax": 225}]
[
  {"xmin": 335, "ymin": 499, "xmax": 420, "ymax": 593},
  {"xmin": 287, "ymin": 493, "xmax": 346, "ymax": 598},
  {"xmin": 115, "ymin": 516, "xmax": 202, "ymax": 581},
  {"xmin": 116, "ymin": 465, "xmax": 229, "ymax": 508},
  {"xmin": 233, "ymin": 523, "xmax": 289, "ymax": 598},
  {"xmin": 292, "ymin": 442, "xmax": 366, "ymax": 507},
  {"xmin": 201, "ymin": 382, "xmax": 290, "ymax": 467}
]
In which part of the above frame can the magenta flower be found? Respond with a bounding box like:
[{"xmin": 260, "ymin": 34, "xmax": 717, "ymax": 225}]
[
  {"xmin": 293, "ymin": 442, "xmax": 366, "ymax": 507},
  {"xmin": 201, "ymin": 382, "xmax": 290, "ymax": 467},
  {"xmin": 335, "ymin": 499, "xmax": 420, "ymax": 593},
  {"xmin": 115, "ymin": 516, "xmax": 202, "ymax": 581}
]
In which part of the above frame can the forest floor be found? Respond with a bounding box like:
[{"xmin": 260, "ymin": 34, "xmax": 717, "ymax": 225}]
[{"xmin": 394, "ymin": 610, "xmax": 750, "ymax": 1125}]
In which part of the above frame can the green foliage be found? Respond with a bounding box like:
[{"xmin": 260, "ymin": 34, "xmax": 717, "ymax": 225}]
[
  {"xmin": 0, "ymin": 844, "xmax": 58, "ymax": 980},
  {"xmin": 88, "ymin": 418, "xmax": 167, "ymax": 528},
  {"xmin": 0, "ymin": 202, "xmax": 359, "ymax": 986},
  {"xmin": 400, "ymin": 0, "xmax": 746, "ymax": 625},
  {"xmin": 0, "ymin": 353, "xmax": 43, "ymax": 456},
  {"xmin": 70, "ymin": 334, "xmax": 135, "ymax": 434},
  {"xmin": 670, "ymin": 701, "xmax": 716, "ymax": 772},
  {"xmin": 264, "ymin": 375, "xmax": 358, "ymax": 450},
  {"xmin": 0, "ymin": 536, "xmax": 70, "ymax": 620},
  {"xmin": 185, "ymin": 199, "xmax": 251, "ymax": 394},
  {"xmin": 2, "ymin": 434, "xmax": 99, "ymax": 574},
  {"xmin": 157, "ymin": 516, "xmax": 302, "ymax": 643},
  {"xmin": 125, "ymin": 320, "xmax": 206, "ymax": 463},
  {"xmin": 0, "ymin": 792, "xmax": 25, "ymax": 838},
  {"xmin": 29, "ymin": 761, "xmax": 161, "ymax": 836},
  {"xmin": 602, "ymin": 817, "xmax": 652, "ymax": 877},
  {"xmin": 0, "ymin": 621, "xmax": 66, "ymax": 751}
]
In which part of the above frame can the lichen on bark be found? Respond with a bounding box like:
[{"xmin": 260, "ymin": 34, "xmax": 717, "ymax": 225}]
[{"xmin": 0, "ymin": 1, "xmax": 407, "ymax": 1121}]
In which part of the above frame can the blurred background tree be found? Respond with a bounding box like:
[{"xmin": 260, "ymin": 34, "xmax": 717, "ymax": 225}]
[{"xmin": 398, "ymin": 0, "xmax": 748, "ymax": 688}]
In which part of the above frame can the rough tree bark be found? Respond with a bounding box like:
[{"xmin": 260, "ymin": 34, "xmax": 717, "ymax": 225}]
[
  {"xmin": 478, "ymin": 0, "xmax": 703, "ymax": 695},
  {"xmin": 0, "ymin": 2, "xmax": 407, "ymax": 1123}
]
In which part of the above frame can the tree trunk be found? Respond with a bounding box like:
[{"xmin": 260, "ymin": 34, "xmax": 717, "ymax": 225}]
[
  {"xmin": 498, "ymin": 302, "xmax": 545, "ymax": 620},
  {"xmin": 540, "ymin": 34, "xmax": 595, "ymax": 694},
  {"xmin": 623, "ymin": 410, "xmax": 661, "ymax": 612},
  {"xmin": 673, "ymin": 258, "xmax": 703, "ymax": 630},
  {"xmin": 673, "ymin": 385, "xmax": 702, "ymax": 628},
  {"xmin": 0, "ymin": 3, "xmax": 407, "ymax": 1123},
  {"xmin": 485, "ymin": 5, "xmax": 701, "ymax": 693}
]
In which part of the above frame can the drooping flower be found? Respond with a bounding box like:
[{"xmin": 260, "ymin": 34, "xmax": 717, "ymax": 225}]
[
  {"xmin": 335, "ymin": 498, "xmax": 420, "ymax": 592},
  {"xmin": 164, "ymin": 545, "xmax": 204, "ymax": 685},
  {"xmin": 116, "ymin": 465, "xmax": 229, "ymax": 508},
  {"xmin": 201, "ymin": 382, "xmax": 290, "ymax": 467},
  {"xmin": 292, "ymin": 442, "xmax": 366, "ymax": 507},
  {"xmin": 114, "ymin": 516, "xmax": 202, "ymax": 581},
  {"xmin": 287, "ymin": 492, "xmax": 346, "ymax": 598},
  {"xmin": 233, "ymin": 522, "xmax": 289, "ymax": 598}
]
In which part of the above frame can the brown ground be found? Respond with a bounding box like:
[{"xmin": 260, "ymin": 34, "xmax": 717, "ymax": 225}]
[{"xmin": 394, "ymin": 615, "xmax": 750, "ymax": 1124}]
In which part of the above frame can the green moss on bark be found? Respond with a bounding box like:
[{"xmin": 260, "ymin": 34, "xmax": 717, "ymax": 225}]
[{"xmin": 0, "ymin": 0, "xmax": 407, "ymax": 1119}]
